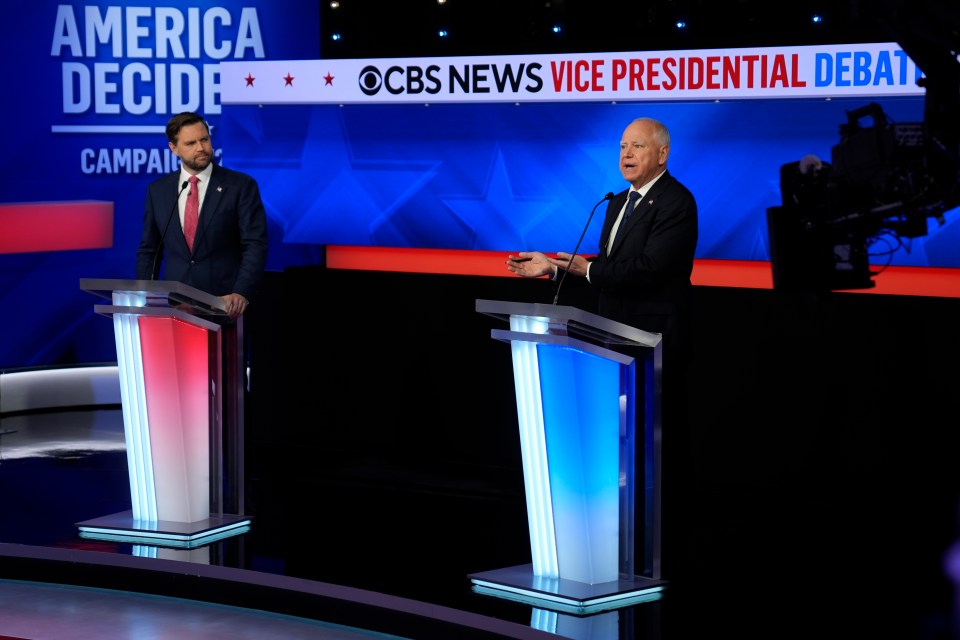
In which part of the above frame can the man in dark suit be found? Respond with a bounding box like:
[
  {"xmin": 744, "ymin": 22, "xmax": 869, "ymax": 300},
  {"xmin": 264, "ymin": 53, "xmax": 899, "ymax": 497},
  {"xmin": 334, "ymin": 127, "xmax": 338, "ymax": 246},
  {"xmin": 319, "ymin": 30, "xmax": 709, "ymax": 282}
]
[
  {"xmin": 136, "ymin": 111, "xmax": 268, "ymax": 318},
  {"xmin": 136, "ymin": 111, "xmax": 268, "ymax": 516},
  {"xmin": 506, "ymin": 116, "xmax": 699, "ymax": 581}
]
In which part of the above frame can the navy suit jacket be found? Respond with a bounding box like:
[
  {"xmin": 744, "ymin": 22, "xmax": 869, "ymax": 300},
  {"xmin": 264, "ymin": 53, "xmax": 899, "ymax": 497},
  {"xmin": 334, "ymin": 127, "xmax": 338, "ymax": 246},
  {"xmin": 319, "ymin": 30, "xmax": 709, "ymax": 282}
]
[
  {"xmin": 589, "ymin": 170, "xmax": 698, "ymax": 354},
  {"xmin": 136, "ymin": 164, "xmax": 269, "ymax": 303}
]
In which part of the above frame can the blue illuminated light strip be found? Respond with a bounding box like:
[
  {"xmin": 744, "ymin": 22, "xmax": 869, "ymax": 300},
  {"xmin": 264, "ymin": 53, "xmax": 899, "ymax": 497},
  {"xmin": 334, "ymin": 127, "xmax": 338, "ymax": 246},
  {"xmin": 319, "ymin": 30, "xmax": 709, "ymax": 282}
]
[
  {"xmin": 131, "ymin": 315, "xmax": 158, "ymax": 523},
  {"xmin": 530, "ymin": 608, "xmax": 558, "ymax": 634},
  {"xmin": 134, "ymin": 545, "xmax": 159, "ymax": 559},
  {"xmin": 49, "ymin": 125, "xmax": 166, "ymax": 134},
  {"xmin": 111, "ymin": 291, "xmax": 157, "ymax": 523},
  {"xmin": 509, "ymin": 313, "xmax": 558, "ymax": 579},
  {"xmin": 471, "ymin": 581, "xmax": 664, "ymax": 615},
  {"xmin": 78, "ymin": 522, "xmax": 252, "ymax": 549},
  {"xmin": 113, "ymin": 312, "xmax": 146, "ymax": 519}
]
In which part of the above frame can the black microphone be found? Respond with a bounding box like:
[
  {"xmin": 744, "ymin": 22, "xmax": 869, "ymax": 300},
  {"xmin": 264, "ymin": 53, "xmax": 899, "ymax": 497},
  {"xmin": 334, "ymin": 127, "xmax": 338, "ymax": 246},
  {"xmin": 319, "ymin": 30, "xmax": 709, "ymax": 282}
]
[
  {"xmin": 151, "ymin": 180, "xmax": 189, "ymax": 280},
  {"xmin": 552, "ymin": 191, "xmax": 615, "ymax": 305}
]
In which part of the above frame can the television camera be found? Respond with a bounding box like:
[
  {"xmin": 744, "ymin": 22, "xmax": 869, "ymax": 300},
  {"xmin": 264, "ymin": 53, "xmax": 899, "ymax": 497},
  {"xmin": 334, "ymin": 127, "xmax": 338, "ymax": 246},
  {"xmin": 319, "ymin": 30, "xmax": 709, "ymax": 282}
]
[{"xmin": 767, "ymin": 2, "xmax": 960, "ymax": 291}]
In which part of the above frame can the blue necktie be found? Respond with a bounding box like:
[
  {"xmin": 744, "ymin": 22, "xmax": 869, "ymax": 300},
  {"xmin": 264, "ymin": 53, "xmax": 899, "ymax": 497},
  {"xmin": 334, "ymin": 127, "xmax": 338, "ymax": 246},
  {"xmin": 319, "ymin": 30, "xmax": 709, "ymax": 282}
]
[
  {"xmin": 607, "ymin": 191, "xmax": 642, "ymax": 256},
  {"xmin": 625, "ymin": 190, "xmax": 641, "ymax": 219}
]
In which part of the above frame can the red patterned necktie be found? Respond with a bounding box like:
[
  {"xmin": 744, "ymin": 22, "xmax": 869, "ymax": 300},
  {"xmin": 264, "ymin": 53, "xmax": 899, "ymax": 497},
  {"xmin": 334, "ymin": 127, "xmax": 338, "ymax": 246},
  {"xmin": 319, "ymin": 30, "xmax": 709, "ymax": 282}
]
[{"xmin": 183, "ymin": 175, "xmax": 199, "ymax": 251}]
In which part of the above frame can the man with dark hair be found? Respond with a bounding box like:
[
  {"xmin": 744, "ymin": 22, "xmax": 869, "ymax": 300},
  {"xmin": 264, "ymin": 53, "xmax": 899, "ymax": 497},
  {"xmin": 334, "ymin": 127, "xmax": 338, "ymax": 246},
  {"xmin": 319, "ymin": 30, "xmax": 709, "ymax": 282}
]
[
  {"xmin": 136, "ymin": 111, "xmax": 269, "ymax": 516},
  {"xmin": 136, "ymin": 111, "xmax": 268, "ymax": 317}
]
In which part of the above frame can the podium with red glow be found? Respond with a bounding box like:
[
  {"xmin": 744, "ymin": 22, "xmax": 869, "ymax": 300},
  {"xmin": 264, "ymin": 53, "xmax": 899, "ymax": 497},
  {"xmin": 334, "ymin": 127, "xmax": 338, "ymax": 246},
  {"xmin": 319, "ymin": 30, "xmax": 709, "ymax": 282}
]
[
  {"xmin": 470, "ymin": 299, "xmax": 665, "ymax": 614},
  {"xmin": 77, "ymin": 278, "xmax": 250, "ymax": 547}
]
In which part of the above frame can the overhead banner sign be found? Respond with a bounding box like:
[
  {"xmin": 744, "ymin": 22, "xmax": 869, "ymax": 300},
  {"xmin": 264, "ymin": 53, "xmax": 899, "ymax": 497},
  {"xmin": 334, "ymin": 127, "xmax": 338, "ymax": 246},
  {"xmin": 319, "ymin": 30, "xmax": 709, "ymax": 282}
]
[{"xmin": 221, "ymin": 42, "xmax": 924, "ymax": 105}]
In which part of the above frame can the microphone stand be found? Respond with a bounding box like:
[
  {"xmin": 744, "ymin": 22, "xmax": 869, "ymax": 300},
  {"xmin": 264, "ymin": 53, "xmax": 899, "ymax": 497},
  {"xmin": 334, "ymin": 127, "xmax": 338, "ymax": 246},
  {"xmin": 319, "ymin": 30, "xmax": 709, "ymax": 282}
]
[
  {"xmin": 152, "ymin": 180, "xmax": 189, "ymax": 280},
  {"xmin": 553, "ymin": 192, "xmax": 614, "ymax": 305}
]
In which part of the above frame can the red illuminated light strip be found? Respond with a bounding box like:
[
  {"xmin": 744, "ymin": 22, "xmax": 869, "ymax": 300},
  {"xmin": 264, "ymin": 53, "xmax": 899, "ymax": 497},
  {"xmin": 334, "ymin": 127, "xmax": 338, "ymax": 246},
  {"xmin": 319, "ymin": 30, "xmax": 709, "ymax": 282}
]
[
  {"xmin": 325, "ymin": 246, "xmax": 960, "ymax": 298},
  {"xmin": 0, "ymin": 201, "xmax": 114, "ymax": 254}
]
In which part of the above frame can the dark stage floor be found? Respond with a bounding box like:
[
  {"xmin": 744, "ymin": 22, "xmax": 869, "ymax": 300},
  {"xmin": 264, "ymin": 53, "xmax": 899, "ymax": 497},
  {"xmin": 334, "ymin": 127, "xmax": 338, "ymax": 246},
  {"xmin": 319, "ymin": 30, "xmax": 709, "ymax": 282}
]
[{"xmin": 3, "ymin": 404, "xmax": 960, "ymax": 640}]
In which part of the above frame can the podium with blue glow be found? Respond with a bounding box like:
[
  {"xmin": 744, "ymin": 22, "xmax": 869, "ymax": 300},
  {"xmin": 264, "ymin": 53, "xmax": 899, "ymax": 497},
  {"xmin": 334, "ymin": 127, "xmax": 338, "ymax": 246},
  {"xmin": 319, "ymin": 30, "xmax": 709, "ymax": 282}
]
[
  {"xmin": 470, "ymin": 299, "xmax": 666, "ymax": 614},
  {"xmin": 76, "ymin": 278, "xmax": 250, "ymax": 548}
]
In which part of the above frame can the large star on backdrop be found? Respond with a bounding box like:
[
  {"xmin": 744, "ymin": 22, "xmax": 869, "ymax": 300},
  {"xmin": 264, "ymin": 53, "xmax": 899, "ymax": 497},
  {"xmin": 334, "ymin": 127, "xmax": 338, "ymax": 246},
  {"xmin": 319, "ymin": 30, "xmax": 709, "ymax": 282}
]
[
  {"xmin": 223, "ymin": 107, "xmax": 440, "ymax": 247},
  {"xmin": 441, "ymin": 149, "xmax": 561, "ymax": 249}
]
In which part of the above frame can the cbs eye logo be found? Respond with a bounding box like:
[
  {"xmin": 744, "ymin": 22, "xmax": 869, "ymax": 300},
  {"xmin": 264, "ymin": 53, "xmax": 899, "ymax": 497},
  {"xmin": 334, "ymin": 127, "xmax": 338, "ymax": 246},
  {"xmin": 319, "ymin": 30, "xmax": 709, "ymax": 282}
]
[{"xmin": 358, "ymin": 66, "xmax": 382, "ymax": 95}]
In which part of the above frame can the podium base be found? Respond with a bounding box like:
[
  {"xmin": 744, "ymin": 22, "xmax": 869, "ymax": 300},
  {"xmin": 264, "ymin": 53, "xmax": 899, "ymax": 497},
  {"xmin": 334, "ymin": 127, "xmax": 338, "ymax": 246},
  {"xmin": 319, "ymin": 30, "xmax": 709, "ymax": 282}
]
[
  {"xmin": 76, "ymin": 511, "xmax": 251, "ymax": 549},
  {"xmin": 469, "ymin": 564, "xmax": 665, "ymax": 615}
]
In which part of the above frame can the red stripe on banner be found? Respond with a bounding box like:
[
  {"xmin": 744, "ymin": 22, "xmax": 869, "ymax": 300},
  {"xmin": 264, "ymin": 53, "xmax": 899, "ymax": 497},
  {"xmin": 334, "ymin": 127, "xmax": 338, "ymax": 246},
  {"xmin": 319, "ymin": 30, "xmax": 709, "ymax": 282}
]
[
  {"xmin": 325, "ymin": 246, "xmax": 960, "ymax": 298},
  {"xmin": 853, "ymin": 265, "xmax": 960, "ymax": 297},
  {"xmin": 326, "ymin": 245, "xmax": 514, "ymax": 277},
  {"xmin": 0, "ymin": 201, "xmax": 114, "ymax": 254},
  {"xmin": 691, "ymin": 259, "xmax": 773, "ymax": 289}
]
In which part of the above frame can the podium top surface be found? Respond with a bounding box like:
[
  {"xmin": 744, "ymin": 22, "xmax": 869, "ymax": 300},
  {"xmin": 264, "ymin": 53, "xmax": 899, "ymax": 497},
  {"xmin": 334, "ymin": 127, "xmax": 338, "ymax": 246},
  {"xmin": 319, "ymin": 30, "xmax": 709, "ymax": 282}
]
[
  {"xmin": 475, "ymin": 299, "xmax": 661, "ymax": 349},
  {"xmin": 80, "ymin": 278, "xmax": 228, "ymax": 318}
]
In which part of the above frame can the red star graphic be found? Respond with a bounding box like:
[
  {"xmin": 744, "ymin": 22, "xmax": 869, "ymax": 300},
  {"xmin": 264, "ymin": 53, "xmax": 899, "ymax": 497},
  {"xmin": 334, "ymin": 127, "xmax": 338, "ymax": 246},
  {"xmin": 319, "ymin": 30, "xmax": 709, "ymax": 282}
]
[
  {"xmin": 324, "ymin": 72, "xmax": 334, "ymax": 86},
  {"xmin": 284, "ymin": 73, "xmax": 294, "ymax": 86},
  {"xmin": 244, "ymin": 74, "xmax": 255, "ymax": 87}
]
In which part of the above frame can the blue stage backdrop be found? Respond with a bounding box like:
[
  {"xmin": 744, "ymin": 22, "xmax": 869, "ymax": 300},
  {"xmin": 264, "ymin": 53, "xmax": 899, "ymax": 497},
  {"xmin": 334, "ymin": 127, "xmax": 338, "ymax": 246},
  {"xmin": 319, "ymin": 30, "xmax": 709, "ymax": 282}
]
[
  {"xmin": 0, "ymin": 1, "xmax": 319, "ymax": 369},
  {"xmin": 1, "ymin": 4, "xmax": 957, "ymax": 370},
  {"xmin": 220, "ymin": 96, "xmax": 945, "ymax": 262}
]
